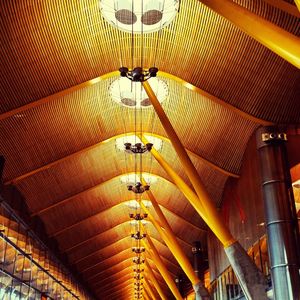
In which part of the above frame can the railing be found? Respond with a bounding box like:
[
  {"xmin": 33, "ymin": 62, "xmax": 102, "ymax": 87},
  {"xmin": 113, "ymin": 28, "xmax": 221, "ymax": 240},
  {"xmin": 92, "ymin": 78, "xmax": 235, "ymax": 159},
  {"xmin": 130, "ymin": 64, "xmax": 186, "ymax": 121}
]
[
  {"xmin": 0, "ymin": 198, "xmax": 93, "ymax": 300},
  {"xmin": 208, "ymin": 236, "xmax": 271, "ymax": 300}
]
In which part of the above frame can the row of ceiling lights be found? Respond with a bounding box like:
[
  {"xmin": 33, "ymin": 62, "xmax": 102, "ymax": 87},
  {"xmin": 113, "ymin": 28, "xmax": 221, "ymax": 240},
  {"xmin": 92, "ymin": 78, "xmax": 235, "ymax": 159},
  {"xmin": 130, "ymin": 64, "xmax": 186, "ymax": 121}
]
[{"xmin": 100, "ymin": 0, "xmax": 180, "ymax": 298}]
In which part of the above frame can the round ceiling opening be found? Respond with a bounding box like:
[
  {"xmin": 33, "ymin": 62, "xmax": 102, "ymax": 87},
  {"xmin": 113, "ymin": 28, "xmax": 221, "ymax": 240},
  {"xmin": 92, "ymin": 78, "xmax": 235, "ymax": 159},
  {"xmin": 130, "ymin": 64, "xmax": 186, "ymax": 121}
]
[{"xmin": 100, "ymin": 0, "xmax": 179, "ymax": 33}]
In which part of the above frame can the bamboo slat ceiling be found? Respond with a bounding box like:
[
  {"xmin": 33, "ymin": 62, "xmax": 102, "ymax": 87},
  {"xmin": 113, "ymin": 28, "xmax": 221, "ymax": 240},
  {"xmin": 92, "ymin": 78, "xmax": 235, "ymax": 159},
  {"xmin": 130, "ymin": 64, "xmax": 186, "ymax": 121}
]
[{"xmin": 1, "ymin": 0, "xmax": 300, "ymax": 299}]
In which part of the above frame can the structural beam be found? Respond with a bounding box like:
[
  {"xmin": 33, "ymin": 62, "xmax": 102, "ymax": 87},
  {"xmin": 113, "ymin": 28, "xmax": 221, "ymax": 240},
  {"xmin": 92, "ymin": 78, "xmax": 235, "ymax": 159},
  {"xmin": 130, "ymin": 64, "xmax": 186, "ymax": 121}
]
[
  {"xmin": 71, "ymin": 236, "xmax": 130, "ymax": 265},
  {"xmin": 295, "ymin": 0, "xmax": 300, "ymax": 12},
  {"xmin": 199, "ymin": 0, "xmax": 300, "ymax": 68},
  {"xmin": 95, "ymin": 276, "xmax": 133, "ymax": 294},
  {"xmin": 49, "ymin": 202, "xmax": 125, "ymax": 237},
  {"xmin": 62, "ymin": 222, "xmax": 130, "ymax": 253},
  {"xmin": 90, "ymin": 266, "xmax": 133, "ymax": 288},
  {"xmin": 5, "ymin": 132, "xmax": 238, "ymax": 188},
  {"xmin": 62, "ymin": 205, "xmax": 204, "ymax": 254},
  {"xmin": 98, "ymin": 282, "xmax": 133, "ymax": 299},
  {"xmin": 142, "ymin": 235, "xmax": 183, "ymax": 300},
  {"xmin": 140, "ymin": 187, "xmax": 210, "ymax": 299},
  {"xmin": 145, "ymin": 258, "xmax": 168, "ymax": 300},
  {"xmin": 144, "ymin": 277, "xmax": 158, "ymax": 300},
  {"xmin": 83, "ymin": 246, "xmax": 178, "ymax": 281},
  {"xmin": 0, "ymin": 69, "xmax": 269, "ymax": 126},
  {"xmin": 264, "ymin": 0, "xmax": 300, "ymax": 17},
  {"xmin": 142, "ymin": 82, "xmax": 268, "ymax": 299},
  {"xmin": 82, "ymin": 249, "xmax": 130, "ymax": 275}
]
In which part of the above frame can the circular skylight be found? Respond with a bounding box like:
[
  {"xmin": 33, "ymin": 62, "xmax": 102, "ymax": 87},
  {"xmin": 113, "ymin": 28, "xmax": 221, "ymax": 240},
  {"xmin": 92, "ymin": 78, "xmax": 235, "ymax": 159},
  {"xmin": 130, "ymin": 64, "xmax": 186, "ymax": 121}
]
[
  {"xmin": 110, "ymin": 77, "xmax": 168, "ymax": 109},
  {"xmin": 100, "ymin": 0, "xmax": 179, "ymax": 33}
]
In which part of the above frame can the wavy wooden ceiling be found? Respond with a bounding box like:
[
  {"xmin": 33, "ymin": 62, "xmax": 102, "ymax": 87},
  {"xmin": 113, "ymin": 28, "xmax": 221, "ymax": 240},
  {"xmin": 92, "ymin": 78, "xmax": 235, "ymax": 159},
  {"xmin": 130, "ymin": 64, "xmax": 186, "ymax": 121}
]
[{"xmin": 1, "ymin": 0, "xmax": 300, "ymax": 299}]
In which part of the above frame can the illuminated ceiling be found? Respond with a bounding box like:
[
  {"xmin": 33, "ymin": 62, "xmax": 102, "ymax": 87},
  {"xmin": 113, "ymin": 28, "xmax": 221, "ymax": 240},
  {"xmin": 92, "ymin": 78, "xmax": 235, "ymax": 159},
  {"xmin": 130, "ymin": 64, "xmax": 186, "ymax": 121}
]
[{"xmin": 0, "ymin": 0, "xmax": 300, "ymax": 299}]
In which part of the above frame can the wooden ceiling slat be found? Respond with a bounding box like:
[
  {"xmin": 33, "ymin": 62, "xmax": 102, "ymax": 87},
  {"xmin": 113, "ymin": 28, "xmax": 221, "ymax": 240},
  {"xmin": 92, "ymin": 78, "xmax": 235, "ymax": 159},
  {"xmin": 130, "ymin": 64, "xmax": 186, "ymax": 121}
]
[{"xmin": 2, "ymin": 1, "xmax": 300, "ymax": 298}]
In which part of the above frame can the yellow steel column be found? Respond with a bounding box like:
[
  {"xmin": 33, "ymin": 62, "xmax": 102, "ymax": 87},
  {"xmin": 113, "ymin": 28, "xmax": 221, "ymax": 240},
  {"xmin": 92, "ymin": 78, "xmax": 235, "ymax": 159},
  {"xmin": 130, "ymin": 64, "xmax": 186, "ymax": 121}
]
[
  {"xmin": 142, "ymin": 236, "xmax": 183, "ymax": 300},
  {"xmin": 200, "ymin": 0, "xmax": 300, "ymax": 68},
  {"xmin": 140, "ymin": 199, "xmax": 209, "ymax": 298},
  {"xmin": 139, "ymin": 132, "xmax": 233, "ymax": 247},
  {"xmin": 295, "ymin": 0, "xmax": 300, "ymax": 12},
  {"xmin": 144, "ymin": 277, "xmax": 157, "ymax": 300},
  {"xmin": 143, "ymin": 288, "xmax": 151, "ymax": 300},
  {"xmin": 142, "ymin": 82, "xmax": 268, "ymax": 299},
  {"xmin": 144, "ymin": 259, "xmax": 167, "ymax": 300}
]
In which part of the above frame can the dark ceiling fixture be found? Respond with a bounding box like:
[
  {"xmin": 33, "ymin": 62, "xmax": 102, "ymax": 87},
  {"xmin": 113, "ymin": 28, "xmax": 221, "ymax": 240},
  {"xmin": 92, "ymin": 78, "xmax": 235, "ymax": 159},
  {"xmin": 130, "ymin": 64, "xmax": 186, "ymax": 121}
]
[
  {"xmin": 132, "ymin": 247, "xmax": 146, "ymax": 254},
  {"xmin": 124, "ymin": 142, "xmax": 153, "ymax": 154},
  {"xmin": 133, "ymin": 257, "xmax": 145, "ymax": 265},
  {"xmin": 129, "ymin": 213, "xmax": 148, "ymax": 220},
  {"xmin": 119, "ymin": 66, "xmax": 159, "ymax": 82},
  {"xmin": 131, "ymin": 231, "xmax": 147, "ymax": 240},
  {"xmin": 127, "ymin": 182, "xmax": 150, "ymax": 194}
]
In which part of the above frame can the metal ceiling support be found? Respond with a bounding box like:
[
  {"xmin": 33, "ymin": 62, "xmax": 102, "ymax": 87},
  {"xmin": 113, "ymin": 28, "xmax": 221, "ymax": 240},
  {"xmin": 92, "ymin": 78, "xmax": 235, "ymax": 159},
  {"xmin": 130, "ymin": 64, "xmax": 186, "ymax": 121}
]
[
  {"xmin": 5, "ymin": 132, "xmax": 238, "ymax": 188},
  {"xmin": 142, "ymin": 235, "xmax": 183, "ymax": 300},
  {"xmin": 98, "ymin": 282, "xmax": 132, "ymax": 299},
  {"xmin": 144, "ymin": 259, "xmax": 167, "ymax": 300},
  {"xmin": 142, "ymin": 81, "xmax": 268, "ymax": 299},
  {"xmin": 295, "ymin": 0, "xmax": 300, "ymax": 12},
  {"xmin": 82, "ymin": 245, "xmax": 178, "ymax": 281},
  {"xmin": 140, "ymin": 193, "xmax": 210, "ymax": 299},
  {"xmin": 263, "ymin": 0, "xmax": 300, "ymax": 17},
  {"xmin": 82, "ymin": 250, "xmax": 131, "ymax": 276},
  {"xmin": 0, "ymin": 69, "xmax": 270, "ymax": 127},
  {"xmin": 95, "ymin": 277, "xmax": 133, "ymax": 295},
  {"xmin": 256, "ymin": 126, "xmax": 300, "ymax": 300},
  {"xmin": 62, "ymin": 205, "xmax": 203, "ymax": 254},
  {"xmin": 144, "ymin": 277, "xmax": 157, "ymax": 300},
  {"xmin": 90, "ymin": 266, "xmax": 133, "ymax": 288},
  {"xmin": 143, "ymin": 289, "xmax": 150, "ymax": 300},
  {"xmin": 199, "ymin": 0, "xmax": 300, "ymax": 69},
  {"xmin": 62, "ymin": 222, "xmax": 130, "ymax": 253},
  {"xmin": 49, "ymin": 202, "xmax": 125, "ymax": 237},
  {"xmin": 71, "ymin": 236, "xmax": 129, "ymax": 265}
]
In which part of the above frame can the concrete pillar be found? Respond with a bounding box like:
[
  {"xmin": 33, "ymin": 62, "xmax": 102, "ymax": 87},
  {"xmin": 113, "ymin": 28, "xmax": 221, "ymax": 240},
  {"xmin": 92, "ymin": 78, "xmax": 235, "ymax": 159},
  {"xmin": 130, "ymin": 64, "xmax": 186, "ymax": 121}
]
[{"xmin": 256, "ymin": 126, "xmax": 300, "ymax": 300}]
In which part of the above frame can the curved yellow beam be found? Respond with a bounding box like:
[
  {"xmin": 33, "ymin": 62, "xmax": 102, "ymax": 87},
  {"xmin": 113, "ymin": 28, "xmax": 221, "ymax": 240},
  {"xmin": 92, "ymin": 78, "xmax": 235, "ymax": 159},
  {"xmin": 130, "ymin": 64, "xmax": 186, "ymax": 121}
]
[
  {"xmin": 145, "ymin": 258, "xmax": 168, "ymax": 300},
  {"xmin": 30, "ymin": 171, "xmax": 166, "ymax": 217},
  {"xmin": 199, "ymin": 0, "xmax": 300, "ymax": 68},
  {"xmin": 140, "ymin": 187, "xmax": 209, "ymax": 297},
  {"xmin": 6, "ymin": 131, "xmax": 238, "ymax": 187},
  {"xmin": 140, "ymin": 89, "xmax": 234, "ymax": 247},
  {"xmin": 79, "ymin": 237, "xmax": 179, "ymax": 278},
  {"xmin": 62, "ymin": 202, "xmax": 203, "ymax": 254},
  {"xmin": 144, "ymin": 277, "xmax": 158, "ymax": 300},
  {"xmin": 142, "ymin": 236, "xmax": 183, "ymax": 300},
  {"xmin": 71, "ymin": 236, "xmax": 131, "ymax": 265},
  {"xmin": 296, "ymin": 0, "xmax": 300, "ymax": 12},
  {"xmin": 0, "ymin": 70, "xmax": 271, "ymax": 125}
]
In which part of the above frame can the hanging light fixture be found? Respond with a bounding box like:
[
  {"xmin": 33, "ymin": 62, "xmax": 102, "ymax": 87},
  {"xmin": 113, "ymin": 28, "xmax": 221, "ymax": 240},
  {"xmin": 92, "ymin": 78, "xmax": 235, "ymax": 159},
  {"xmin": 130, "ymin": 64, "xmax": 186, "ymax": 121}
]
[
  {"xmin": 110, "ymin": 76, "xmax": 168, "ymax": 108},
  {"xmin": 100, "ymin": 0, "xmax": 180, "ymax": 34}
]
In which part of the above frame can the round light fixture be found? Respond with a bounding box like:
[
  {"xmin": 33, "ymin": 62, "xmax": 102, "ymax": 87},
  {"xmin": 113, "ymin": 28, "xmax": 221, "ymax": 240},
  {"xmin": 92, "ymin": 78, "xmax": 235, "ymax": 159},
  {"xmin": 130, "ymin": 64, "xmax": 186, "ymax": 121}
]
[
  {"xmin": 100, "ymin": 0, "xmax": 180, "ymax": 34},
  {"xmin": 110, "ymin": 77, "xmax": 168, "ymax": 109}
]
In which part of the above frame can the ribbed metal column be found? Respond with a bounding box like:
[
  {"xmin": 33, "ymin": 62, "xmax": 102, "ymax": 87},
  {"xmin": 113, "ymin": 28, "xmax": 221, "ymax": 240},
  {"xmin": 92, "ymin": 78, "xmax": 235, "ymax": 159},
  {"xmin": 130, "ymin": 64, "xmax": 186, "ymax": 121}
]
[
  {"xmin": 256, "ymin": 126, "xmax": 300, "ymax": 300},
  {"xmin": 192, "ymin": 241, "xmax": 203, "ymax": 281}
]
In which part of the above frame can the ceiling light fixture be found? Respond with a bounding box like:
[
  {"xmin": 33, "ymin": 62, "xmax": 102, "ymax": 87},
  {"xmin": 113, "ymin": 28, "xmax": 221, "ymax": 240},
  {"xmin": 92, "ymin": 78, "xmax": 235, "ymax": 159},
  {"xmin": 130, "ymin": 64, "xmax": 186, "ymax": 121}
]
[
  {"xmin": 100, "ymin": 0, "xmax": 180, "ymax": 34},
  {"xmin": 110, "ymin": 76, "xmax": 168, "ymax": 108},
  {"xmin": 116, "ymin": 135, "xmax": 163, "ymax": 152}
]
